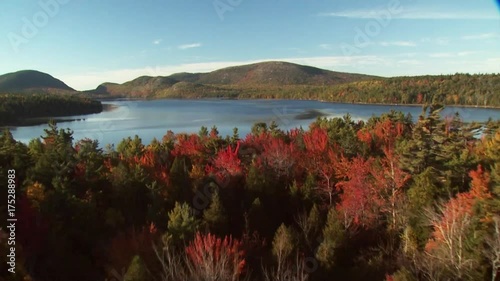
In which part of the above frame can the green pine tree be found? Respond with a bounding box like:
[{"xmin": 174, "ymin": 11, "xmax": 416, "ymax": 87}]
[
  {"xmin": 169, "ymin": 156, "xmax": 191, "ymax": 202},
  {"xmin": 166, "ymin": 202, "xmax": 198, "ymax": 245},
  {"xmin": 124, "ymin": 255, "xmax": 148, "ymax": 281},
  {"xmin": 203, "ymin": 189, "xmax": 227, "ymax": 235},
  {"xmin": 316, "ymin": 208, "xmax": 344, "ymax": 269}
]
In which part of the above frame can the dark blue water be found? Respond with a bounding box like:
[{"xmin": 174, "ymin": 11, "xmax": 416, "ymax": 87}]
[{"xmin": 9, "ymin": 99, "xmax": 500, "ymax": 147}]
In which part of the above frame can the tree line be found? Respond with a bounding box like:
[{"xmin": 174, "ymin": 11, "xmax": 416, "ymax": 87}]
[
  {"xmin": 1, "ymin": 104, "xmax": 499, "ymax": 281},
  {"xmin": 133, "ymin": 73, "xmax": 500, "ymax": 107},
  {"xmin": 0, "ymin": 93, "xmax": 103, "ymax": 126}
]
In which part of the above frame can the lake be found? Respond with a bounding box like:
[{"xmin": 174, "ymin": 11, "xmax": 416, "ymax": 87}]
[{"xmin": 8, "ymin": 99, "xmax": 500, "ymax": 147}]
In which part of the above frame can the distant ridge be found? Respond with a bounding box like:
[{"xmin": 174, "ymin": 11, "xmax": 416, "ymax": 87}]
[
  {"xmin": 1, "ymin": 62, "xmax": 498, "ymax": 107},
  {"xmin": 0, "ymin": 70, "xmax": 75, "ymax": 93},
  {"xmin": 91, "ymin": 61, "xmax": 378, "ymax": 98},
  {"xmin": 188, "ymin": 61, "xmax": 376, "ymax": 85}
]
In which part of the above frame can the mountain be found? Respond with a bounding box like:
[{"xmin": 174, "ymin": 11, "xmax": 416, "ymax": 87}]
[
  {"xmin": 0, "ymin": 70, "xmax": 75, "ymax": 93},
  {"xmin": 2, "ymin": 63, "xmax": 498, "ymax": 107},
  {"xmin": 91, "ymin": 61, "xmax": 379, "ymax": 98},
  {"xmin": 190, "ymin": 61, "xmax": 377, "ymax": 85}
]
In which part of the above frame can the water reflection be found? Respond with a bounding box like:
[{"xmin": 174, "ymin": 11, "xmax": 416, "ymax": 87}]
[{"xmin": 9, "ymin": 99, "xmax": 500, "ymax": 147}]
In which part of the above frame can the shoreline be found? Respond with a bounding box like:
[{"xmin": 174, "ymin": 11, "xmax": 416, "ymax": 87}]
[
  {"xmin": 99, "ymin": 96, "xmax": 500, "ymax": 110},
  {"xmin": 320, "ymin": 101, "xmax": 500, "ymax": 110},
  {"xmin": 2, "ymin": 98, "xmax": 498, "ymax": 129}
]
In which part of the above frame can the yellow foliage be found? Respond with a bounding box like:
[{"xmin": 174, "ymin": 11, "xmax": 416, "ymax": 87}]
[
  {"xmin": 26, "ymin": 181, "xmax": 45, "ymax": 203},
  {"xmin": 189, "ymin": 164, "xmax": 206, "ymax": 186}
]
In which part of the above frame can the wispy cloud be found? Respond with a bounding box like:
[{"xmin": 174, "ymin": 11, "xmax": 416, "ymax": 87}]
[
  {"xmin": 395, "ymin": 53, "xmax": 418, "ymax": 58},
  {"xmin": 57, "ymin": 54, "xmax": 499, "ymax": 91},
  {"xmin": 152, "ymin": 39, "xmax": 162, "ymax": 45},
  {"xmin": 287, "ymin": 47, "xmax": 307, "ymax": 54},
  {"xmin": 461, "ymin": 33, "xmax": 499, "ymax": 40},
  {"xmin": 319, "ymin": 9, "xmax": 498, "ymax": 20},
  {"xmin": 457, "ymin": 51, "xmax": 477, "ymax": 56},
  {"xmin": 319, "ymin": 44, "xmax": 332, "ymax": 50},
  {"xmin": 319, "ymin": 10, "xmax": 388, "ymax": 19},
  {"xmin": 379, "ymin": 41, "xmax": 416, "ymax": 47},
  {"xmin": 429, "ymin": 53, "xmax": 453, "ymax": 58},
  {"xmin": 396, "ymin": 59, "xmax": 422, "ymax": 65},
  {"xmin": 178, "ymin": 43, "xmax": 202, "ymax": 50},
  {"xmin": 429, "ymin": 51, "xmax": 477, "ymax": 58},
  {"xmin": 420, "ymin": 37, "xmax": 450, "ymax": 46},
  {"xmin": 435, "ymin": 38, "xmax": 450, "ymax": 45},
  {"xmin": 399, "ymin": 10, "xmax": 498, "ymax": 20},
  {"xmin": 319, "ymin": 10, "xmax": 387, "ymax": 19}
]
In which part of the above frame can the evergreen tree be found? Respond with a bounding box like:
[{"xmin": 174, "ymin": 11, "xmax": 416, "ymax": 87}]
[
  {"xmin": 246, "ymin": 161, "xmax": 269, "ymax": 193},
  {"xmin": 74, "ymin": 138, "xmax": 104, "ymax": 182},
  {"xmin": 203, "ymin": 189, "xmax": 228, "ymax": 235},
  {"xmin": 28, "ymin": 121, "xmax": 76, "ymax": 191},
  {"xmin": 198, "ymin": 126, "xmax": 209, "ymax": 138},
  {"xmin": 406, "ymin": 167, "xmax": 438, "ymax": 247},
  {"xmin": 397, "ymin": 105, "xmax": 438, "ymax": 175},
  {"xmin": 169, "ymin": 156, "xmax": 191, "ymax": 202},
  {"xmin": 166, "ymin": 202, "xmax": 198, "ymax": 245},
  {"xmin": 251, "ymin": 122, "xmax": 268, "ymax": 136},
  {"xmin": 231, "ymin": 127, "xmax": 240, "ymax": 144},
  {"xmin": 316, "ymin": 208, "xmax": 344, "ymax": 269},
  {"xmin": 0, "ymin": 128, "xmax": 31, "ymax": 186},
  {"xmin": 117, "ymin": 135, "xmax": 144, "ymax": 159},
  {"xmin": 124, "ymin": 255, "xmax": 148, "ymax": 281},
  {"xmin": 433, "ymin": 113, "xmax": 481, "ymax": 194},
  {"xmin": 482, "ymin": 129, "xmax": 500, "ymax": 197},
  {"xmin": 247, "ymin": 197, "xmax": 272, "ymax": 237}
]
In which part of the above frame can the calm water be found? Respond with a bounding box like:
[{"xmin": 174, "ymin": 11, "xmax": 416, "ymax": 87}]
[{"xmin": 9, "ymin": 99, "xmax": 500, "ymax": 147}]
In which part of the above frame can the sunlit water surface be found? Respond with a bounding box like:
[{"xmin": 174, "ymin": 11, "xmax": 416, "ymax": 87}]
[{"xmin": 9, "ymin": 99, "xmax": 500, "ymax": 147}]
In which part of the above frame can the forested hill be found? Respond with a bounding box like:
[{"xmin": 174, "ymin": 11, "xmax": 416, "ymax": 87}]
[
  {"xmin": 0, "ymin": 70, "xmax": 75, "ymax": 94},
  {"xmin": 176, "ymin": 61, "xmax": 377, "ymax": 85},
  {"xmin": 311, "ymin": 73, "xmax": 500, "ymax": 107},
  {"xmin": 1, "ymin": 65, "xmax": 499, "ymax": 107},
  {"xmin": 91, "ymin": 61, "xmax": 378, "ymax": 99},
  {"xmin": 0, "ymin": 71, "xmax": 102, "ymax": 126},
  {"xmin": 89, "ymin": 62, "xmax": 500, "ymax": 107},
  {"xmin": 0, "ymin": 94, "xmax": 102, "ymax": 126}
]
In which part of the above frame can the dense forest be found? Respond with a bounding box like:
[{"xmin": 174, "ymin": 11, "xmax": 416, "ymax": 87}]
[
  {"xmin": 0, "ymin": 93, "xmax": 103, "ymax": 126},
  {"xmin": 94, "ymin": 73, "xmax": 500, "ymax": 108},
  {"xmin": 1, "ymin": 105, "xmax": 500, "ymax": 281},
  {"xmin": 218, "ymin": 74, "xmax": 500, "ymax": 107}
]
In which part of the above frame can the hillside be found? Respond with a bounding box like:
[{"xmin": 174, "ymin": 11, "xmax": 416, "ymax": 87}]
[
  {"xmin": 0, "ymin": 93, "xmax": 103, "ymax": 126},
  {"xmin": 0, "ymin": 70, "xmax": 103, "ymax": 126},
  {"xmin": 90, "ymin": 61, "xmax": 378, "ymax": 98},
  {"xmin": 192, "ymin": 61, "xmax": 377, "ymax": 85},
  {"xmin": 0, "ymin": 70, "xmax": 75, "ymax": 93},
  {"xmin": 1, "ymin": 64, "xmax": 499, "ymax": 107},
  {"xmin": 320, "ymin": 74, "xmax": 500, "ymax": 106}
]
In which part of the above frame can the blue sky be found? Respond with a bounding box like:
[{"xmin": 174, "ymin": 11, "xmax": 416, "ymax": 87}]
[{"xmin": 1, "ymin": 0, "xmax": 499, "ymax": 90}]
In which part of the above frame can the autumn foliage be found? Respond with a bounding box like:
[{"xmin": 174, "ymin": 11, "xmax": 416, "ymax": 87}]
[
  {"xmin": 185, "ymin": 232, "xmax": 246, "ymax": 281},
  {"xmin": 2, "ymin": 108, "xmax": 499, "ymax": 281}
]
